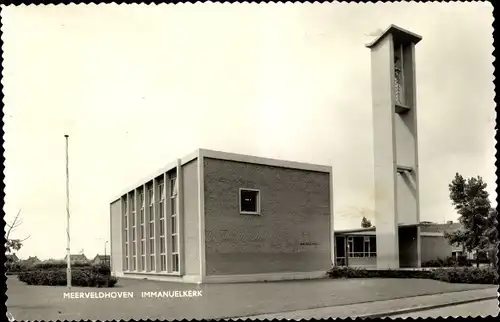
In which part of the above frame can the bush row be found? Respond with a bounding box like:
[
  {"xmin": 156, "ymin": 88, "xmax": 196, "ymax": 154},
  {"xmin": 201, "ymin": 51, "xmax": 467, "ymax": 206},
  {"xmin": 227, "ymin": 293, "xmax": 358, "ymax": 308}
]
[
  {"xmin": 326, "ymin": 266, "xmax": 498, "ymax": 285},
  {"xmin": 5, "ymin": 262, "xmax": 28, "ymax": 274},
  {"xmin": 17, "ymin": 269, "xmax": 118, "ymax": 287},
  {"xmin": 33, "ymin": 260, "xmax": 98, "ymax": 269},
  {"xmin": 421, "ymin": 256, "xmax": 471, "ymax": 268},
  {"xmin": 6, "ymin": 260, "xmax": 110, "ymax": 274}
]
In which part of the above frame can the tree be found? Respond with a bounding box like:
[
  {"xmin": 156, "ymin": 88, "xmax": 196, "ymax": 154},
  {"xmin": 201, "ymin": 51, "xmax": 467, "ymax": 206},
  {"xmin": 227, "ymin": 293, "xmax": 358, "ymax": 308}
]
[
  {"xmin": 480, "ymin": 208, "xmax": 498, "ymax": 269},
  {"xmin": 444, "ymin": 173, "xmax": 495, "ymax": 267},
  {"xmin": 361, "ymin": 216, "xmax": 372, "ymax": 228},
  {"xmin": 5, "ymin": 209, "xmax": 31, "ymax": 254}
]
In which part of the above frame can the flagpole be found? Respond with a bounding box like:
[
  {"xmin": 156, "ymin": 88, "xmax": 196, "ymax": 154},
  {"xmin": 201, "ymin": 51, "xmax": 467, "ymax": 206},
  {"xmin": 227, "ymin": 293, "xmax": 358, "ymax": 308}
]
[{"xmin": 65, "ymin": 134, "xmax": 72, "ymax": 289}]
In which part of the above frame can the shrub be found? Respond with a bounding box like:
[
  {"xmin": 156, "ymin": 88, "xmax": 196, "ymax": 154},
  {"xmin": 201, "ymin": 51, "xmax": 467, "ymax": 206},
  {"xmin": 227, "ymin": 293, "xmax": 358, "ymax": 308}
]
[
  {"xmin": 456, "ymin": 255, "xmax": 472, "ymax": 267},
  {"xmin": 429, "ymin": 267, "xmax": 498, "ymax": 284},
  {"xmin": 421, "ymin": 256, "xmax": 472, "ymax": 268},
  {"xmin": 33, "ymin": 260, "xmax": 94, "ymax": 270},
  {"xmin": 326, "ymin": 266, "xmax": 497, "ymax": 284},
  {"xmin": 327, "ymin": 267, "xmax": 431, "ymax": 279},
  {"xmin": 5, "ymin": 261, "xmax": 30, "ymax": 275},
  {"xmin": 17, "ymin": 268, "xmax": 118, "ymax": 287},
  {"xmin": 108, "ymin": 276, "xmax": 118, "ymax": 287}
]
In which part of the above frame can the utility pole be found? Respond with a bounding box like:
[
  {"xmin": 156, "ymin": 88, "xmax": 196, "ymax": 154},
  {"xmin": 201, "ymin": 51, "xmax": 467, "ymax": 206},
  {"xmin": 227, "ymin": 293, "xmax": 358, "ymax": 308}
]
[
  {"xmin": 65, "ymin": 134, "xmax": 72, "ymax": 289},
  {"xmin": 105, "ymin": 241, "xmax": 109, "ymax": 267}
]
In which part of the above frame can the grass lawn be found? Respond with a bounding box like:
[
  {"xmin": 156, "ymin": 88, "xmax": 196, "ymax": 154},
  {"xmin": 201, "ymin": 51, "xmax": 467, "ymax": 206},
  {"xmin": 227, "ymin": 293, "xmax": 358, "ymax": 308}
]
[{"xmin": 6, "ymin": 275, "xmax": 494, "ymax": 321}]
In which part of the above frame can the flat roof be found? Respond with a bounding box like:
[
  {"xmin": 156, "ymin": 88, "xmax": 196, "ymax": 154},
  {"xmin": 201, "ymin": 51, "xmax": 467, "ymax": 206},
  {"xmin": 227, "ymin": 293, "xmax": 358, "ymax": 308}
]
[
  {"xmin": 335, "ymin": 223, "xmax": 422, "ymax": 235},
  {"xmin": 111, "ymin": 148, "xmax": 332, "ymax": 203},
  {"xmin": 366, "ymin": 24, "xmax": 422, "ymax": 49}
]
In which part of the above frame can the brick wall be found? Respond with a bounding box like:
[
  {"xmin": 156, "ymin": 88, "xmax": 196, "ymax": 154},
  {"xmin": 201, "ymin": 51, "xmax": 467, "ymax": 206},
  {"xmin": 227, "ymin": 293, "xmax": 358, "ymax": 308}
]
[
  {"xmin": 203, "ymin": 158, "xmax": 331, "ymax": 275},
  {"xmin": 421, "ymin": 235, "xmax": 461, "ymax": 262}
]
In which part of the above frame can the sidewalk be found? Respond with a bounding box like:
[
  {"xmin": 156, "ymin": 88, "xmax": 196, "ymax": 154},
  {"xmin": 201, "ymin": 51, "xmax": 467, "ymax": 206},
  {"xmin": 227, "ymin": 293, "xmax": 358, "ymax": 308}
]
[
  {"xmin": 234, "ymin": 288, "xmax": 498, "ymax": 320},
  {"xmin": 7, "ymin": 275, "xmax": 495, "ymax": 321}
]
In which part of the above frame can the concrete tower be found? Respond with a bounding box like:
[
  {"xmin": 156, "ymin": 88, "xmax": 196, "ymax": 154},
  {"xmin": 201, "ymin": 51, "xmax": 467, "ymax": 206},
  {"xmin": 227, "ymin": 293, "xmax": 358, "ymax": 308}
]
[{"xmin": 367, "ymin": 25, "xmax": 422, "ymax": 269}]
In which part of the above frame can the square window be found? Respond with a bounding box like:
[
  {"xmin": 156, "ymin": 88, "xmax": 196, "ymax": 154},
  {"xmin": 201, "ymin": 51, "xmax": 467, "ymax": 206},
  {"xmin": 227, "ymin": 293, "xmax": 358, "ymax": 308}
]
[{"xmin": 240, "ymin": 189, "xmax": 260, "ymax": 214}]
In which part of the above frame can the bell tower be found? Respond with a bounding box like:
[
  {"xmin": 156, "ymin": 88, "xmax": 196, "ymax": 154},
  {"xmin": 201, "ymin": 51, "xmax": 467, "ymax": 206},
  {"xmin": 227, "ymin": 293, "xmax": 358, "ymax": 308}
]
[{"xmin": 367, "ymin": 25, "xmax": 422, "ymax": 269}]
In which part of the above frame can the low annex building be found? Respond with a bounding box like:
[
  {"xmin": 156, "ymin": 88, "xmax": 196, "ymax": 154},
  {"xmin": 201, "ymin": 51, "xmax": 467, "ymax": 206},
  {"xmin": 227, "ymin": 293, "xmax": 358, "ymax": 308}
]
[
  {"xmin": 334, "ymin": 221, "xmax": 466, "ymax": 268},
  {"xmin": 110, "ymin": 148, "xmax": 334, "ymax": 283}
]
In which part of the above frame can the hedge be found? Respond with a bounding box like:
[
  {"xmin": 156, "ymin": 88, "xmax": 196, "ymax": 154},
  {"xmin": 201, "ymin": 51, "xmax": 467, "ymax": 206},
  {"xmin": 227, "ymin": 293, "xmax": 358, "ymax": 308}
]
[
  {"xmin": 33, "ymin": 260, "xmax": 95, "ymax": 270},
  {"xmin": 421, "ymin": 256, "xmax": 471, "ymax": 268},
  {"xmin": 5, "ymin": 262, "xmax": 29, "ymax": 275},
  {"xmin": 326, "ymin": 266, "xmax": 498, "ymax": 285},
  {"xmin": 18, "ymin": 269, "xmax": 118, "ymax": 287},
  {"xmin": 16, "ymin": 262, "xmax": 117, "ymax": 287}
]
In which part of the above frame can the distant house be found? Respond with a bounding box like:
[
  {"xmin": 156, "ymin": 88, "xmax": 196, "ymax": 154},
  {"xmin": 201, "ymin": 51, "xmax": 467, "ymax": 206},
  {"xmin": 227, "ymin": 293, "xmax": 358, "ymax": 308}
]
[
  {"xmin": 64, "ymin": 254, "xmax": 88, "ymax": 263},
  {"xmin": 6, "ymin": 254, "xmax": 19, "ymax": 262},
  {"xmin": 21, "ymin": 256, "xmax": 40, "ymax": 265},
  {"xmin": 92, "ymin": 254, "xmax": 110, "ymax": 265}
]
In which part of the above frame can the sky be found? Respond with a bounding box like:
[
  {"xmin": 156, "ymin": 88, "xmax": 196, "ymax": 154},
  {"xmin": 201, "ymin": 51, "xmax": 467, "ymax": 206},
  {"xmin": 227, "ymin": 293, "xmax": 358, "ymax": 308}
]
[{"xmin": 2, "ymin": 3, "xmax": 495, "ymax": 260}]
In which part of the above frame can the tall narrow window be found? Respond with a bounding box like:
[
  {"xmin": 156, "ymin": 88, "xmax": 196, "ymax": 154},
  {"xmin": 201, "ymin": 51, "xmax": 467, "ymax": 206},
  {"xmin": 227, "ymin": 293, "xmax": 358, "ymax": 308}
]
[
  {"xmin": 139, "ymin": 190, "xmax": 146, "ymax": 271},
  {"xmin": 123, "ymin": 197, "xmax": 129, "ymax": 271},
  {"xmin": 158, "ymin": 181, "xmax": 167, "ymax": 271},
  {"xmin": 170, "ymin": 176, "xmax": 179, "ymax": 272},
  {"xmin": 131, "ymin": 193, "xmax": 136, "ymax": 271},
  {"xmin": 394, "ymin": 44, "xmax": 405, "ymax": 106},
  {"xmin": 148, "ymin": 186, "xmax": 155, "ymax": 271}
]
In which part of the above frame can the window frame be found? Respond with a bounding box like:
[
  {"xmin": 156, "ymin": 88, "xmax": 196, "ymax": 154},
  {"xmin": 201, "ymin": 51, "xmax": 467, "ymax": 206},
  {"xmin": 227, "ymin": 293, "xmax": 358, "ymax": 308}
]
[
  {"xmin": 147, "ymin": 186, "xmax": 155, "ymax": 271},
  {"xmin": 170, "ymin": 175, "xmax": 180, "ymax": 273},
  {"xmin": 158, "ymin": 180, "xmax": 167, "ymax": 272},
  {"xmin": 123, "ymin": 197, "xmax": 129, "ymax": 271},
  {"xmin": 239, "ymin": 188, "xmax": 261, "ymax": 215}
]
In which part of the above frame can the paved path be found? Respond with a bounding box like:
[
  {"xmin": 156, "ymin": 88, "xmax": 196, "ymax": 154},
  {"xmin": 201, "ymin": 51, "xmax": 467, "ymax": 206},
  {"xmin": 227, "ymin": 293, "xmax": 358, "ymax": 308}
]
[
  {"xmin": 236, "ymin": 288, "xmax": 498, "ymax": 320},
  {"xmin": 389, "ymin": 299, "xmax": 499, "ymax": 319},
  {"xmin": 6, "ymin": 275, "xmax": 495, "ymax": 321}
]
